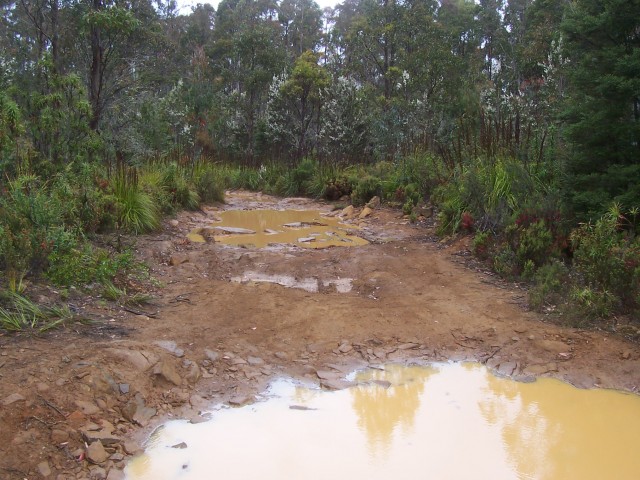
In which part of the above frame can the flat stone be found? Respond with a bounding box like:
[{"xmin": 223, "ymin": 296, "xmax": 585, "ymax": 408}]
[
  {"xmin": 81, "ymin": 423, "xmax": 121, "ymax": 447},
  {"xmin": 106, "ymin": 349, "xmax": 159, "ymax": 372},
  {"xmin": 118, "ymin": 384, "xmax": 130, "ymax": 395},
  {"xmin": 2, "ymin": 393, "xmax": 26, "ymax": 406},
  {"xmin": 37, "ymin": 382, "xmax": 50, "ymax": 392},
  {"xmin": 171, "ymin": 442, "xmax": 188, "ymax": 449},
  {"xmin": 522, "ymin": 363, "xmax": 558, "ymax": 376},
  {"xmin": 86, "ymin": 441, "xmax": 108, "ymax": 464},
  {"xmin": 168, "ymin": 219, "xmax": 179, "ymax": 228},
  {"xmin": 153, "ymin": 340, "xmax": 185, "ymax": 358},
  {"xmin": 247, "ymin": 356, "xmax": 264, "ymax": 366},
  {"xmin": 204, "ymin": 349, "xmax": 219, "ymax": 362},
  {"xmin": 213, "ymin": 226, "xmax": 256, "ymax": 235},
  {"xmin": 123, "ymin": 441, "xmax": 140, "ymax": 456},
  {"xmin": 397, "ymin": 342, "xmax": 419, "ymax": 350},
  {"xmin": 89, "ymin": 465, "xmax": 107, "ymax": 479},
  {"xmin": 316, "ymin": 370, "xmax": 338, "ymax": 380},
  {"xmin": 320, "ymin": 378, "xmax": 354, "ymax": 391},
  {"xmin": 122, "ymin": 394, "xmax": 156, "ymax": 427},
  {"xmin": 274, "ymin": 351, "xmax": 288, "ymax": 360},
  {"xmin": 153, "ymin": 359, "xmax": 182, "ymax": 386},
  {"xmin": 106, "ymin": 469, "xmax": 125, "ymax": 480},
  {"xmin": 338, "ymin": 342, "xmax": 352, "ymax": 353},
  {"xmin": 496, "ymin": 361, "xmax": 519, "ymax": 377},
  {"xmin": 297, "ymin": 237, "xmax": 315, "ymax": 243},
  {"xmin": 37, "ymin": 460, "xmax": 52, "ymax": 477},
  {"xmin": 229, "ymin": 395, "xmax": 253, "ymax": 406}
]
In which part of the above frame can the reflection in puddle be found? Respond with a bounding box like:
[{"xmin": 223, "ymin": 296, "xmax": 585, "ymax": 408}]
[
  {"xmin": 190, "ymin": 209, "xmax": 369, "ymax": 248},
  {"xmin": 231, "ymin": 271, "xmax": 353, "ymax": 293},
  {"xmin": 125, "ymin": 363, "xmax": 640, "ymax": 480}
]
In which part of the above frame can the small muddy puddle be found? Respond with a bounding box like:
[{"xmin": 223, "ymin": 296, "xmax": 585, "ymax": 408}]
[
  {"xmin": 231, "ymin": 271, "xmax": 353, "ymax": 293},
  {"xmin": 190, "ymin": 209, "xmax": 369, "ymax": 248},
  {"xmin": 125, "ymin": 363, "xmax": 640, "ymax": 479}
]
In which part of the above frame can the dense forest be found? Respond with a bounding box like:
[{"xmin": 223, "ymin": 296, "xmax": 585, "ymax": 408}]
[{"xmin": 0, "ymin": 0, "xmax": 639, "ymax": 330}]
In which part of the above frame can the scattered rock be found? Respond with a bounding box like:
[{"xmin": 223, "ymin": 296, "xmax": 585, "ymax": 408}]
[
  {"xmin": 213, "ymin": 226, "xmax": 256, "ymax": 235},
  {"xmin": 247, "ymin": 356, "xmax": 264, "ymax": 366},
  {"xmin": 106, "ymin": 349, "xmax": 159, "ymax": 372},
  {"xmin": 169, "ymin": 254, "xmax": 189, "ymax": 266},
  {"xmin": 37, "ymin": 460, "xmax": 52, "ymax": 477},
  {"xmin": 338, "ymin": 341, "xmax": 352, "ymax": 353},
  {"xmin": 274, "ymin": 351, "xmax": 288, "ymax": 360},
  {"xmin": 341, "ymin": 205, "xmax": 355, "ymax": 218},
  {"xmin": 89, "ymin": 465, "xmax": 107, "ymax": 479},
  {"xmin": 185, "ymin": 363, "xmax": 201, "ymax": 384},
  {"xmin": 297, "ymin": 237, "xmax": 316, "ymax": 243},
  {"xmin": 366, "ymin": 196, "xmax": 381, "ymax": 209},
  {"xmin": 496, "ymin": 361, "xmax": 519, "ymax": 377},
  {"xmin": 168, "ymin": 219, "xmax": 179, "ymax": 228},
  {"xmin": 86, "ymin": 441, "xmax": 109, "ymax": 464},
  {"xmin": 106, "ymin": 469, "xmax": 125, "ymax": 480},
  {"xmin": 37, "ymin": 382, "xmax": 50, "ymax": 392},
  {"xmin": 153, "ymin": 340, "xmax": 185, "ymax": 358},
  {"xmin": 359, "ymin": 207, "xmax": 373, "ymax": 219},
  {"xmin": 229, "ymin": 395, "xmax": 253, "ymax": 406},
  {"xmin": 171, "ymin": 442, "xmax": 188, "ymax": 449},
  {"xmin": 204, "ymin": 349, "xmax": 219, "ymax": 362},
  {"xmin": 66, "ymin": 410, "xmax": 86, "ymax": 427},
  {"xmin": 81, "ymin": 421, "xmax": 121, "ymax": 446},
  {"xmin": 621, "ymin": 350, "xmax": 631, "ymax": 360},
  {"xmin": 153, "ymin": 358, "xmax": 182, "ymax": 386},
  {"xmin": 75, "ymin": 400, "xmax": 101, "ymax": 416},
  {"xmin": 522, "ymin": 363, "xmax": 558, "ymax": 376},
  {"xmin": 2, "ymin": 393, "xmax": 26, "ymax": 406},
  {"xmin": 123, "ymin": 441, "xmax": 140, "ymax": 456},
  {"xmin": 122, "ymin": 393, "xmax": 157, "ymax": 426},
  {"xmin": 320, "ymin": 378, "xmax": 354, "ymax": 391},
  {"xmin": 118, "ymin": 384, "xmax": 130, "ymax": 395}
]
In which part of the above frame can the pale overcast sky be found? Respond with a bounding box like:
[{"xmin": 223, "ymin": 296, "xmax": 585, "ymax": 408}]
[{"xmin": 176, "ymin": 0, "xmax": 339, "ymax": 15}]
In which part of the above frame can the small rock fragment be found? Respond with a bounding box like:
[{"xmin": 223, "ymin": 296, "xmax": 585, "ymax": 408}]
[
  {"xmin": 2, "ymin": 393, "xmax": 26, "ymax": 406},
  {"xmin": 37, "ymin": 460, "xmax": 52, "ymax": 477},
  {"xmin": 86, "ymin": 441, "xmax": 109, "ymax": 464},
  {"xmin": 171, "ymin": 442, "xmax": 188, "ymax": 449},
  {"xmin": 153, "ymin": 359, "xmax": 182, "ymax": 386}
]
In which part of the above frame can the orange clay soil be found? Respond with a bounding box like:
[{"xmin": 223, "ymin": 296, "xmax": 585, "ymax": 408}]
[{"xmin": 1, "ymin": 191, "xmax": 638, "ymax": 479}]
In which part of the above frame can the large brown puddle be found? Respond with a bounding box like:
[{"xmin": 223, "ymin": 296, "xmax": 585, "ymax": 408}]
[
  {"xmin": 189, "ymin": 209, "xmax": 369, "ymax": 248},
  {"xmin": 125, "ymin": 363, "xmax": 640, "ymax": 479}
]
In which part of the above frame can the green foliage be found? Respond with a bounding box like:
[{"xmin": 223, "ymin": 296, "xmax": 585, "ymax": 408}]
[
  {"xmin": 192, "ymin": 162, "xmax": 225, "ymax": 203},
  {"xmin": 47, "ymin": 246, "xmax": 137, "ymax": 287},
  {"xmin": 528, "ymin": 260, "xmax": 570, "ymax": 311},
  {"xmin": 570, "ymin": 205, "xmax": 640, "ymax": 311},
  {"xmin": 351, "ymin": 175, "xmax": 382, "ymax": 206},
  {"xmin": 113, "ymin": 172, "xmax": 160, "ymax": 233},
  {"xmin": 0, "ymin": 291, "xmax": 72, "ymax": 333}
]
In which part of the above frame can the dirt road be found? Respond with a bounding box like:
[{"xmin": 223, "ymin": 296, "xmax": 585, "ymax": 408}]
[{"xmin": 1, "ymin": 191, "xmax": 638, "ymax": 479}]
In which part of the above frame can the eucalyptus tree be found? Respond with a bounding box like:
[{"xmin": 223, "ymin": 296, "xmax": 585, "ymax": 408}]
[{"xmin": 208, "ymin": 0, "xmax": 286, "ymax": 161}]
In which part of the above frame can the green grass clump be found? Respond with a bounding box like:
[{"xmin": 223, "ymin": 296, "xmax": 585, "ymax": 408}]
[
  {"xmin": 113, "ymin": 172, "xmax": 160, "ymax": 233},
  {"xmin": 0, "ymin": 291, "xmax": 73, "ymax": 332}
]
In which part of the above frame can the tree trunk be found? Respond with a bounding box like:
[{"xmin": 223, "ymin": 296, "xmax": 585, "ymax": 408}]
[{"xmin": 89, "ymin": 0, "xmax": 104, "ymax": 131}]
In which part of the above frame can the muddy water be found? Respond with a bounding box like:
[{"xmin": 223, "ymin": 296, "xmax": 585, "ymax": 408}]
[
  {"xmin": 199, "ymin": 209, "xmax": 369, "ymax": 248},
  {"xmin": 125, "ymin": 363, "xmax": 640, "ymax": 480}
]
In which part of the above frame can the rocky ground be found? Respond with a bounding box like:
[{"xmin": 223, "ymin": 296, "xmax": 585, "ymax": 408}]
[{"xmin": 1, "ymin": 191, "xmax": 638, "ymax": 480}]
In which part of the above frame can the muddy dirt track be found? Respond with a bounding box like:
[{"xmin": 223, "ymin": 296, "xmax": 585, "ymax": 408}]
[{"xmin": 1, "ymin": 191, "xmax": 639, "ymax": 479}]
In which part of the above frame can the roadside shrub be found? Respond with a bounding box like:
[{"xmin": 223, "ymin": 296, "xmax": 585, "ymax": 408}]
[
  {"xmin": 46, "ymin": 246, "xmax": 137, "ymax": 287},
  {"xmin": 192, "ymin": 163, "xmax": 225, "ymax": 203},
  {"xmin": 351, "ymin": 175, "xmax": 382, "ymax": 206},
  {"xmin": 570, "ymin": 205, "xmax": 640, "ymax": 312},
  {"xmin": 113, "ymin": 172, "xmax": 160, "ymax": 233},
  {"xmin": 472, "ymin": 231, "xmax": 492, "ymax": 259},
  {"xmin": 493, "ymin": 245, "xmax": 518, "ymax": 278},
  {"xmin": 528, "ymin": 260, "xmax": 570, "ymax": 311},
  {"xmin": 402, "ymin": 199, "xmax": 414, "ymax": 216}
]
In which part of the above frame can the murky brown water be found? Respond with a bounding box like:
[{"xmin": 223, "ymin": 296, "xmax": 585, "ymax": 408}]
[
  {"xmin": 125, "ymin": 363, "xmax": 640, "ymax": 480},
  {"xmin": 190, "ymin": 209, "xmax": 369, "ymax": 248}
]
